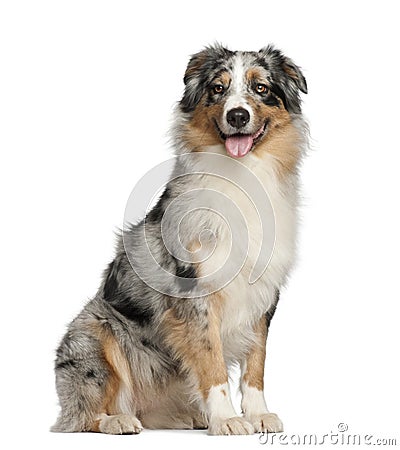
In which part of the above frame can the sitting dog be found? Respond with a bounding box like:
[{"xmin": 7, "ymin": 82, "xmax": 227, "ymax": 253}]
[{"xmin": 52, "ymin": 44, "xmax": 308, "ymax": 435}]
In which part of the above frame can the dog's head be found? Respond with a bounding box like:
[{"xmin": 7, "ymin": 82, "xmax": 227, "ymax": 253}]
[{"xmin": 179, "ymin": 44, "xmax": 307, "ymax": 158}]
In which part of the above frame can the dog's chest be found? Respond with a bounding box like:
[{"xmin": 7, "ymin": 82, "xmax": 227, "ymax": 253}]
[{"xmin": 190, "ymin": 151, "xmax": 298, "ymax": 351}]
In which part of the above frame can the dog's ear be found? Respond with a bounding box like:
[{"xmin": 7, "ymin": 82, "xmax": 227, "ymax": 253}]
[
  {"xmin": 180, "ymin": 50, "xmax": 209, "ymax": 113},
  {"xmin": 281, "ymin": 58, "xmax": 307, "ymax": 94},
  {"xmin": 180, "ymin": 44, "xmax": 232, "ymax": 113},
  {"xmin": 258, "ymin": 46, "xmax": 307, "ymax": 113},
  {"xmin": 183, "ymin": 50, "xmax": 209, "ymax": 87}
]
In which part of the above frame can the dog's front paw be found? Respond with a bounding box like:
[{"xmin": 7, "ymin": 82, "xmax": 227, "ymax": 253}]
[
  {"xmin": 249, "ymin": 413, "xmax": 283, "ymax": 433},
  {"xmin": 208, "ymin": 416, "xmax": 254, "ymax": 435}
]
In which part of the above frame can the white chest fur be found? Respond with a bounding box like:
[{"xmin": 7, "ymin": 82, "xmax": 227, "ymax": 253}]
[{"xmin": 187, "ymin": 147, "xmax": 299, "ymax": 360}]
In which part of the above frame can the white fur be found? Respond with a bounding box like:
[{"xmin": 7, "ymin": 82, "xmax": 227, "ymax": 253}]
[
  {"xmin": 241, "ymin": 381, "xmax": 269, "ymax": 417},
  {"xmin": 223, "ymin": 54, "xmax": 253, "ymax": 131},
  {"xmin": 205, "ymin": 383, "xmax": 237, "ymax": 420},
  {"xmin": 240, "ymin": 371, "xmax": 284, "ymax": 433},
  {"xmin": 206, "ymin": 383, "xmax": 255, "ymax": 435},
  {"xmin": 187, "ymin": 143, "xmax": 299, "ymax": 361}
]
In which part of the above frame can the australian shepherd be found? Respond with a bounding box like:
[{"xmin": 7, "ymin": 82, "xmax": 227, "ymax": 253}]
[{"xmin": 52, "ymin": 44, "xmax": 308, "ymax": 435}]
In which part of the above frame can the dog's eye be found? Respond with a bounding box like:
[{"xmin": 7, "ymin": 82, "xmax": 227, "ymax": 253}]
[
  {"xmin": 213, "ymin": 84, "xmax": 224, "ymax": 94},
  {"xmin": 255, "ymin": 84, "xmax": 268, "ymax": 94}
]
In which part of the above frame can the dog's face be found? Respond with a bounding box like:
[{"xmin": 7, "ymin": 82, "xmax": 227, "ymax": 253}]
[{"xmin": 179, "ymin": 45, "xmax": 307, "ymax": 158}]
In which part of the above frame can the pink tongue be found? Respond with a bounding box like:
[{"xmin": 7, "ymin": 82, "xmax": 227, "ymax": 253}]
[{"xmin": 225, "ymin": 135, "xmax": 254, "ymax": 158}]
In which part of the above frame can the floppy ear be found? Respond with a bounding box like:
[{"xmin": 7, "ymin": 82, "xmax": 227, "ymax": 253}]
[
  {"xmin": 258, "ymin": 45, "xmax": 307, "ymax": 113},
  {"xmin": 281, "ymin": 58, "xmax": 308, "ymax": 94},
  {"xmin": 180, "ymin": 44, "xmax": 233, "ymax": 113},
  {"xmin": 183, "ymin": 51, "xmax": 208, "ymax": 86},
  {"xmin": 180, "ymin": 50, "xmax": 209, "ymax": 113}
]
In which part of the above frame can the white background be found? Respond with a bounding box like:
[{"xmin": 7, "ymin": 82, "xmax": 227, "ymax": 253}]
[{"xmin": 1, "ymin": 1, "xmax": 399, "ymax": 449}]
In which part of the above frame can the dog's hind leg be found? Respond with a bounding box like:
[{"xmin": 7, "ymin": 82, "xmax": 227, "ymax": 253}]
[
  {"xmin": 51, "ymin": 344, "xmax": 107, "ymax": 432},
  {"xmin": 52, "ymin": 318, "xmax": 142, "ymax": 434}
]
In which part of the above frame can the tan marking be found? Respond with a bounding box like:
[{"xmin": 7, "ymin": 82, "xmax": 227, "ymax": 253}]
[
  {"xmin": 214, "ymin": 71, "xmax": 231, "ymax": 87},
  {"xmin": 221, "ymin": 389, "xmax": 227, "ymax": 397},
  {"xmin": 255, "ymin": 121, "xmax": 302, "ymax": 178},
  {"xmin": 87, "ymin": 321, "xmax": 135, "ymax": 416},
  {"xmin": 101, "ymin": 330, "xmax": 133, "ymax": 414},
  {"xmin": 244, "ymin": 94, "xmax": 302, "ymax": 177},
  {"xmin": 90, "ymin": 418, "xmax": 101, "ymax": 433},
  {"xmin": 181, "ymin": 77, "xmax": 302, "ymax": 178},
  {"xmin": 182, "ymin": 98, "xmax": 223, "ymax": 150},
  {"xmin": 189, "ymin": 238, "xmax": 202, "ymax": 253},
  {"xmin": 245, "ymin": 67, "xmax": 266, "ymax": 83},
  {"xmin": 242, "ymin": 316, "xmax": 268, "ymax": 390},
  {"xmin": 283, "ymin": 63, "xmax": 299, "ymax": 81},
  {"xmin": 185, "ymin": 238, "xmax": 204, "ymax": 266},
  {"xmin": 161, "ymin": 293, "xmax": 227, "ymax": 399}
]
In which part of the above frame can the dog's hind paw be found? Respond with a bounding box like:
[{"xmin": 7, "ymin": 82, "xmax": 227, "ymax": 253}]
[
  {"xmin": 98, "ymin": 414, "xmax": 143, "ymax": 435},
  {"xmin": 208, "ymin": 416, "xmax": 254, "ymax": 435}
]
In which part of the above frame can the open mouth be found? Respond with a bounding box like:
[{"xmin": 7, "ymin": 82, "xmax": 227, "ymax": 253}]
[{"xmin": 215, "ymin": 120, "xmax": 268, "ymax": 158}]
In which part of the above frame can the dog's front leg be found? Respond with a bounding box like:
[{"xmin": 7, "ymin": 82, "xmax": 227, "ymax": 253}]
[
  {"xmin": 163, "ymin": 297, "xmax": 254, "ymax": 435},
  {"xmin": 240, "ymin": 314, "xmax": 284, "ymax": 433}
]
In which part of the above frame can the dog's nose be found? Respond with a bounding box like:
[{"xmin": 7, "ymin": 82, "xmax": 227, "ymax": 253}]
[{"xmin": 226, "ymin": 108, "xmax": 250, "ymax": 129}]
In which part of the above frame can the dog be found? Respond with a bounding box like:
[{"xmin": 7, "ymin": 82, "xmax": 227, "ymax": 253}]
[{"xmin": 52, "ymin": 44, "xmax": 308, "ymax": 435}]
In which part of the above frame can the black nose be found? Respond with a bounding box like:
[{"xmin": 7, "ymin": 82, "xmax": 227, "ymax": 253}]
[{"xmin": 226, "ymin": 108, "xmax": 250, "ymax": 129}]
